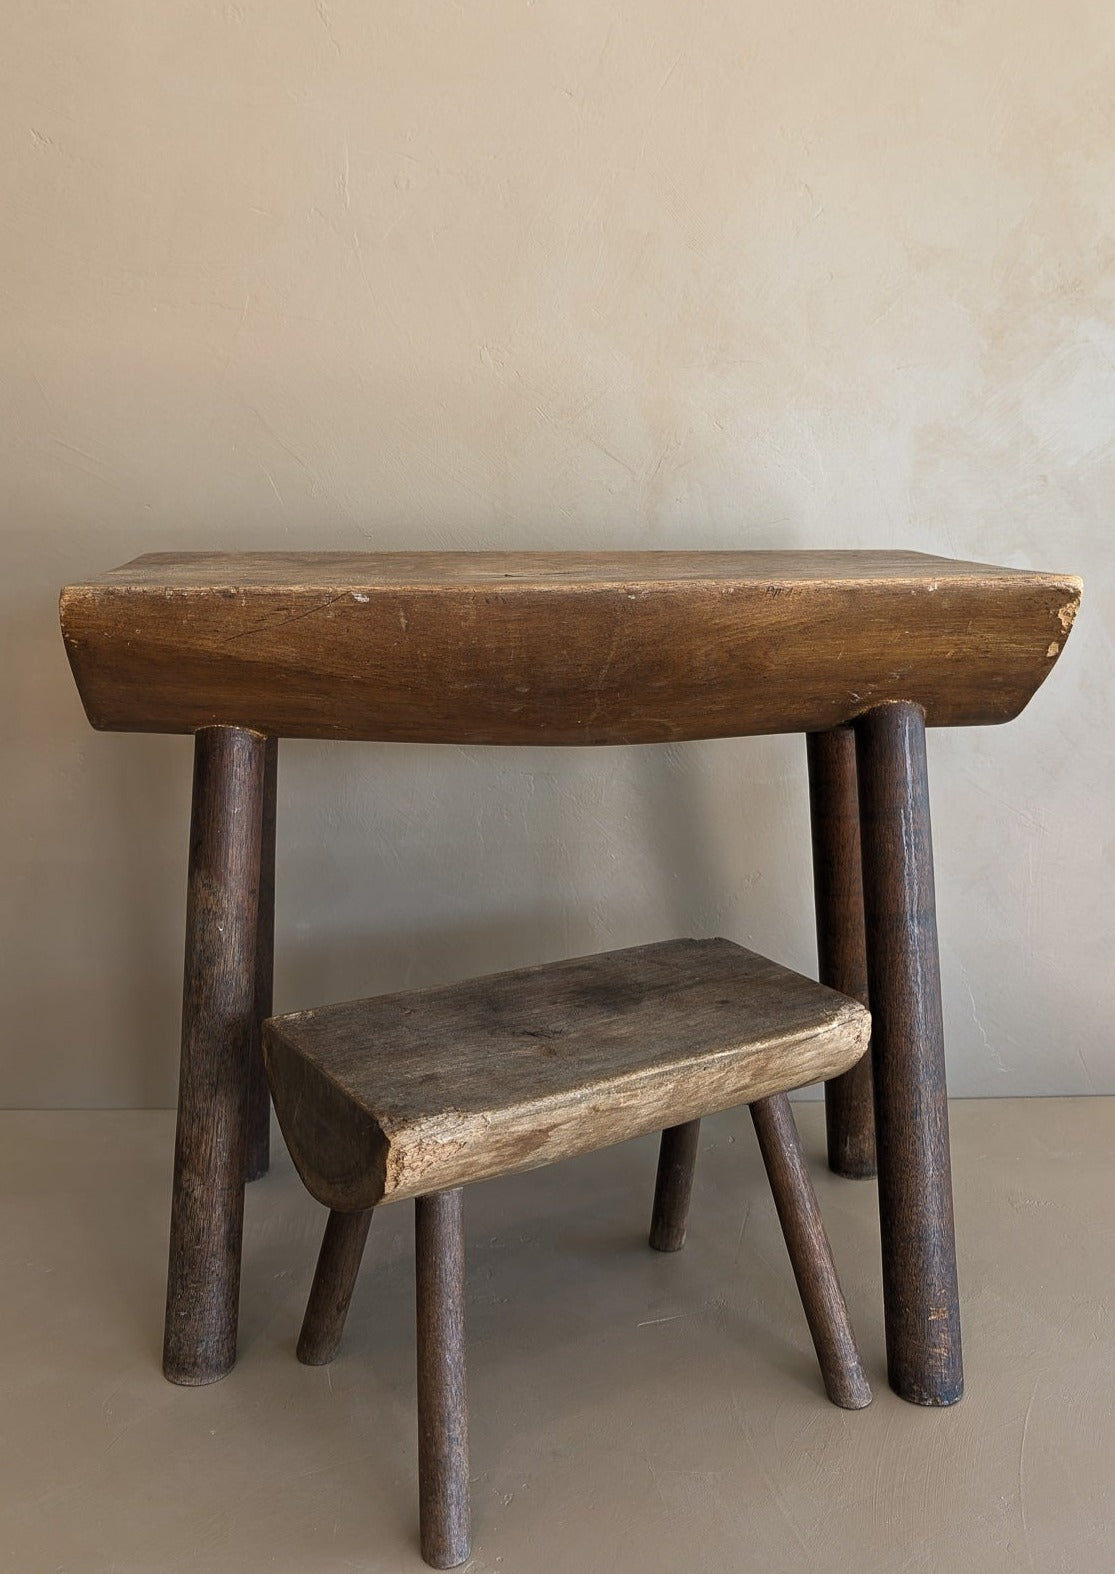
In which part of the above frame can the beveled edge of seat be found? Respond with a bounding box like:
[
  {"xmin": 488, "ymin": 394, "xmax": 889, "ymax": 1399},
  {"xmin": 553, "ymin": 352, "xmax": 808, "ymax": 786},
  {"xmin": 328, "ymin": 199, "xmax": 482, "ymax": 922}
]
[{"xmin": 262, "ymin": 938, "xmax": 871, "ymax": 1211}]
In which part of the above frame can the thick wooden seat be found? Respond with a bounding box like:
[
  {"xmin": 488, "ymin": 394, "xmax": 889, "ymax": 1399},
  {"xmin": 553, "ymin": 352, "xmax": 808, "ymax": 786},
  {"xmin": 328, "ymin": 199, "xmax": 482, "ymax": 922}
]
[
  {"xmin": 60, "ymin": 549, "xmax": 1080, "ymax": 744},
  {"xmin": 263, "ymin": 938, "xmax": 869, "ymax": 1211},
  {"xmin": 263, "ymin": 938, "xmax": 872, "ymax": 1568}
]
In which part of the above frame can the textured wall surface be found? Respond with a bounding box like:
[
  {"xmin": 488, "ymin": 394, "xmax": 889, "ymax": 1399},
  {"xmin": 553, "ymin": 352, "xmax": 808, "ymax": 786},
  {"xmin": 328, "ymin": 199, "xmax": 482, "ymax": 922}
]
[{"xmin": 2, "ymin": 0, "xmax": 1111, "ymax": 1105}]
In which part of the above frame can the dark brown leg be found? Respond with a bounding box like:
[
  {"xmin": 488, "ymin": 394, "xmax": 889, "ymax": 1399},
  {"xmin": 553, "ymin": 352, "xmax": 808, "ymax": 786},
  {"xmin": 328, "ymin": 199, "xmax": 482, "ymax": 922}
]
[
  {"xmin": 649, "ymin": 1119, "xmax": 701, "ymax": 1252},
  {"xmin": 163, "ymin": 727, "xmax": 267, "ymax": 1385},
  {"xmin": 415, "ymin": 1190, "xmax": 470, "ymax": 1570},
  {"xmin": 855, "ymin": 701, "xmax": 963, "ymax": 1407},
  {"xmin": 297, "ymin": 1208, "xmax": 374, "ymax": 1366},
  {"xmin": 750, "ymin": 1094, "xmax": 872, "ymax": 1410},
  {"xmin": 246, "ymin": 737, "xmax": 278, "ymax": 1183},
  {"xmin": 807, "ymin": 727, "xmax": 875, "ymax": 1178}
]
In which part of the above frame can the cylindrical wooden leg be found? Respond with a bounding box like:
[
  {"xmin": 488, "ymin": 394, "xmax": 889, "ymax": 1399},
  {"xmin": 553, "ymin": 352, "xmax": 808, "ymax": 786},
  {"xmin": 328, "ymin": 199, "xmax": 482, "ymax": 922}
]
[
  {"xmin": 245, "ymin": 737, "xmax": 278, "ymax": 1183},
  {"xmin": 649, "ymin": 1119, "xmax": 701, "ymax": 1252},
  {"xmin": 807, "ymin": 727, "xmax": 875, "ymax": 1179},
  {"xmin": 415, "ymin": 1190, "xmax": 470, "ymax": 1570},
  {"xmin": 750, "ymin": 1094, "xmax": 872, "ymax": 1410},
  {"xmin": 297, "ymin": 1208, "xmax": 374, "ymax": 1366},
  {"xmin": 163, "ymin": 727, "xmax": 267, "ymax": 1385},
  {"xmin": 855, "ymin": 701, "xmax": 963, "ymax": 1407}
]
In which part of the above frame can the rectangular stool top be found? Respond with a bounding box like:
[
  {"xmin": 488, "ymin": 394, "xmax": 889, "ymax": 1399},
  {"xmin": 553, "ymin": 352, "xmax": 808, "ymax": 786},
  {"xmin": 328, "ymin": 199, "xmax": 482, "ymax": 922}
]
[
  {"xmin": 263, "ymin": 938, "xmax": 870, "ymax": 1210},
  {"xmin": 60, "ymin": 549, "xmax": 1081, "ymax": 743}
]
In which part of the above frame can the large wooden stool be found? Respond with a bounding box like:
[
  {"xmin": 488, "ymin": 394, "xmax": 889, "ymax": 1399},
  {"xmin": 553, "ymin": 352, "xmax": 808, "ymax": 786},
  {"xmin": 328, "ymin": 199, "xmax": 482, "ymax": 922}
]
[{"xmin": 264, "ymin": 937, "xmax": 873, "ymax": 1568}]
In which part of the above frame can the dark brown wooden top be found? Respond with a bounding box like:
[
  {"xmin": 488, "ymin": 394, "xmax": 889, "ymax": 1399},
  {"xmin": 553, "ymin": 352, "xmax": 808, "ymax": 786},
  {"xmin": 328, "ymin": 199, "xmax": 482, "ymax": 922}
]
[
  {"xmin": 60, "ymin": 550, "xmax": 1081, "ymax": 744},
  {"xmin": 262, "ymin": 938, "xmax": 870, "ymax": 1209}
]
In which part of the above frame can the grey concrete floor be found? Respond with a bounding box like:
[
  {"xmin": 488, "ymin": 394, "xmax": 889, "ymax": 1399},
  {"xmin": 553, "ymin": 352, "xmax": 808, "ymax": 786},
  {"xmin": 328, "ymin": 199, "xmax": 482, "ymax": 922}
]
[{"xmin": 1, "ymin": 1098, "xmax": 1112, "ymax": 1573}]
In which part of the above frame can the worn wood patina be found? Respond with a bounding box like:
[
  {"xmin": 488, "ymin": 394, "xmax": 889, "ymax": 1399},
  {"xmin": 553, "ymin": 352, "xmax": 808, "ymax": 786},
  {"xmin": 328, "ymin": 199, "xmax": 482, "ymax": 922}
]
[
  {"xmin": 271, "ymin": 936, "xmax": 872, "ymax": 1566},
  {"xmin": 263, "ymin": 938, "xmax": 870, "ymax": 1210},
  {"xmin": 59, "ymin": 547, "xmax": 1083, "ymax": 1408},
  {"xmin": 60, "ymin": 550, "xmax": 1081, "ymax": 744}
]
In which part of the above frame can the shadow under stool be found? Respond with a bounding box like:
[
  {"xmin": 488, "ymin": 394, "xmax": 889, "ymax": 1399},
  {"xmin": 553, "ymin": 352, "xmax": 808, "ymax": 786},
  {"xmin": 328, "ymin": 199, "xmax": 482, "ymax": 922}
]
[{"xmin": 263, "ymin": 937, "xmax": 873, "ymax": 1568}]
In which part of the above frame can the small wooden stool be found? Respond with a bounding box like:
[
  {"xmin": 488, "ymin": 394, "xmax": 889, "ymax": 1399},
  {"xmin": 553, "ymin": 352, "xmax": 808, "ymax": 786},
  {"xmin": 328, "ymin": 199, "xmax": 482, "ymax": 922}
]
[{"xmin": 264, "ymin": 938, "xmax": 873, "ymax": 1568}]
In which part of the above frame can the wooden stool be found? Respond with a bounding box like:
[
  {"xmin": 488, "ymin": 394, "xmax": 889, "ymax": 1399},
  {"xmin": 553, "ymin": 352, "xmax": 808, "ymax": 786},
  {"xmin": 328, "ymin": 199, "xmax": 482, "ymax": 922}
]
[
  {"xmin": 63, "ymin": 550, "xmax": 1081, "ymax": 1401},
  {"xmin": 264, "ymin": 938, "xmax": 873, "ymax": 1568}
]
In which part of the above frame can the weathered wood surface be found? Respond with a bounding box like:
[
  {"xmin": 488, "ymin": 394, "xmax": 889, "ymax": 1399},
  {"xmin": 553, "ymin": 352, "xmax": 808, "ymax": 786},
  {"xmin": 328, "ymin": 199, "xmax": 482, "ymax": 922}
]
[
  {"xmin": 60, "ymin": 551, "xmax": 1081, "ymax": 744},
  {"xmin": 807, "ymin": 726, "xmax": 876, "ymax": 1178},
  {"xmin": 750, "ymin": 1093, "xmax": 872, "ymax": 1410},
  {"xmin": 415, "ymin": 1190, "xmax": 471, "ymax": 1569},
  {"xmin": 163, "ymin": 726, "xmax": 265, "ymax": 1385},
  {"xmin": 855, "ymin": 701, "xmax": 963, "ymax": 1407},
  {"xmin": 263, "ymin": 938, "xmax": 869, "ymax": 1211}
]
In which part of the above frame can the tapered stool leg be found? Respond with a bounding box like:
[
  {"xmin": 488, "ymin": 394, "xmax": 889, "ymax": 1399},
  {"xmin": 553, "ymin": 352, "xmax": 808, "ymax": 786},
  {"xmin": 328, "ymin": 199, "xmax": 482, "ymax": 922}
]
[
  {"xmin": 649, "ymin": 1119, "xmax": 701, "ymax": 1252},
  {"xmin": 855, "ymin": 701, "xmax": 963, "ymax": 1407},
  {"xmin": 750, "ymin": 1094, "xmax": 872, "ymax": 1410},
  {"xmin": 807, "ymin": 727, "xmax": 875, "ymax": 1178},
  {"xmin": 163, "ymin": 726, "xmax": 267, "ymax": 1385},
  {"xmin": 416, "ymin": 1190, "xmax": 470, "ymax": 1569},
  {"xmin": 246, "ymin": 737, "xmax": 278, "ymax": 1183},
  {"xmin": 297, "ymin": 1208, "xmax": 374, "ymax": 1366}
]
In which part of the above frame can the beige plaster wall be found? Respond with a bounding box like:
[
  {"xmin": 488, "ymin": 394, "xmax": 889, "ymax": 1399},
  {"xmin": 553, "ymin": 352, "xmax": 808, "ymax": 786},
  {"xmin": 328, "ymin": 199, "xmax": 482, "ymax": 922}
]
[{"xmin": 2, "ymin": 0, "xmax": 1111, "ymax": 1106}]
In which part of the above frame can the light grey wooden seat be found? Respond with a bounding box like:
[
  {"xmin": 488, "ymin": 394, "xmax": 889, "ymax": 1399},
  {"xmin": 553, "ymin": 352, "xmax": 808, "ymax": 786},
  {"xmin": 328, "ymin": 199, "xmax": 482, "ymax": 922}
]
[{"xmin": 263, "ymin": 937, "xmax": 873, "ymax": 1569}]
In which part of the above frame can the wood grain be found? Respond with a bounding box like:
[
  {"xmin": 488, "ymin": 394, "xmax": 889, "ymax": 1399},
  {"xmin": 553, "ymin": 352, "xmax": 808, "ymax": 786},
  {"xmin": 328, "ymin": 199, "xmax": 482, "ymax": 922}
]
[
  {"xmin": 263, "ymin": 938, "xmax": 869, "ymax": 1208},
  {"xmin": 807, "ymin": 727, "xmax": 875, "ymax": 1178},
  {"xmin": 60, "ymin": 551, "xmax": 1081, "ymax": 744},
  {"xmin": 750, "ymin": 1094, "xmax": 873, "ymax": 1410},
  {"xmin": 855, "ymin": 701, "xmax": 963, "ymax": 1407},
  {"xmin": 416, "ymin": 1190, "xmax": 470, "ymax": 1570},
  {"xmin": 263, "ymin": 939, "xmax": 870, "ymax": 1212},
  {"xmin": 163, "ymin": 727, "xmax": 265, "ymax": 1385}
]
